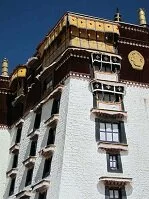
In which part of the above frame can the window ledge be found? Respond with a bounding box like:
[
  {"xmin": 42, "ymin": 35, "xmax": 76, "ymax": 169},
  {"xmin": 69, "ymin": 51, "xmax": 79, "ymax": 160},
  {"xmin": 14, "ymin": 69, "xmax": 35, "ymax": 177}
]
[
  {"xmin": 44, "ymin": 114, "xmax": 59, "ymax": 126},
  {"xmin": 6, "ymin": 168, "xmax": 18, "ymax": 178},
  {"xmin": 16, "ymin": 189, "xmax": 32, "ymax": 199},
  {"xmin": 99, "ymin": 176, "xmax": 132, "ymax": 186},
  {"xmin": 40, "ymin": 144, "xmax": 55, "ymax": 158},
  {"xmin": 9, "ymin": 143, "xmax": 20, "ymax": 153},
  {"xmin": 15, "ymin": 118, "xmax": 24, "ymax": 127},
  {"xmin": 98, "ymin": 142, "xmax": 128, "ymax": 151},
  {"xmin": 91, "ymin": 108, "xmax": 127, "ymax": 119},
  {"xmin": 12, "ymin": 94, "xmax": 25, "ymax": 107},
  {"xmin": 28, "ymin": 129, "xmax": 40, "ymax": 140},
  {"xmin": 23, "ymin": 156, "xmax": 37, "ymax": 168},
  {"xmin": 32, "ymin": 179, "xmax": 50, "ymax": 193}
]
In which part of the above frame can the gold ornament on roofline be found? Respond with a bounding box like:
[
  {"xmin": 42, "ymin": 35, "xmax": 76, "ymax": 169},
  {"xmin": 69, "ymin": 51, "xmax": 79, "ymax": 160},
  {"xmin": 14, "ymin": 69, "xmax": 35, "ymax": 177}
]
[{"xmin": 128, "ymin": 50, "xmax": 145, "ymax": 70}]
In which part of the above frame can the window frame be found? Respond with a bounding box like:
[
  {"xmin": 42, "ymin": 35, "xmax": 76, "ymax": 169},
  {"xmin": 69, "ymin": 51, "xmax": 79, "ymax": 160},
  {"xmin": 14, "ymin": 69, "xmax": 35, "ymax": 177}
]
[
  {"xmin": 95, "ymin": 119, "xmax": 127, "ymax": 144},
  {"xmin": 42, "ymin": 156, "xmax": 52, "ymax": 178},
  {"xmin": 34, "ymin": 109, "xmax": 42, "ymax": 130},
  {"xmin": 25, "ymin": 167, "xmax": 34, "ymax": 187},
  {"xmin": 105, "ymin": 186, "xmax": 127, "ymax": 199},
  {"xmin": 107, "ymin": 152, "xmax": 123, "ymax": 173},
  {"xmin": 9, "ymin": 177, "xmax": 16, "ymax": 196}
]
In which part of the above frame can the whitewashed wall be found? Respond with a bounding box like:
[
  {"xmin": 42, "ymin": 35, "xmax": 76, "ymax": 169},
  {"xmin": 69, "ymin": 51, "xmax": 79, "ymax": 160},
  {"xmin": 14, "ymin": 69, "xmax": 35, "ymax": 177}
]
[
  {"xmin": 3, "ymin": 77, "xmax": 149, "ymax": 199},
  {"xmin": 0, "ymin": 128, "xmax": 10, "ymax": 198}
]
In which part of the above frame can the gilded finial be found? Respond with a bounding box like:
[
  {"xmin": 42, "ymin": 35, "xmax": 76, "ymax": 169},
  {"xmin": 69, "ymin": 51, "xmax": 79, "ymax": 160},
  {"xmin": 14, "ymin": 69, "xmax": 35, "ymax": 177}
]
[
  {"xmin": 138, "ymin": 8, "xmax": 147, "ymax": 27},
  {"xmin": 114, "ymin": 8, "xmax": 122, "ymax": 22},
  {"xmin": 2, "ymin": 58, "xmax": 8, "ymax": 76}
]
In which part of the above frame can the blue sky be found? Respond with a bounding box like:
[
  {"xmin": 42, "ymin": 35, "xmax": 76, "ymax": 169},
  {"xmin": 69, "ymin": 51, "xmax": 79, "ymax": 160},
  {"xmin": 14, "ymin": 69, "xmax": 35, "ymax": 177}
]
[{"xmin": 0, "ymin": 0, "xmax": 148, "ymax": 73}]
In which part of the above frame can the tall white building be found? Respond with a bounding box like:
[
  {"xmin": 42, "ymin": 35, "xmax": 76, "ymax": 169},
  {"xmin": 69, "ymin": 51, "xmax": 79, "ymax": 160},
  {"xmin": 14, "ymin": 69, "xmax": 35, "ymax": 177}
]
[{"xmin": 0, "ymin": 9, "xmax": 149, "ymax": 199}]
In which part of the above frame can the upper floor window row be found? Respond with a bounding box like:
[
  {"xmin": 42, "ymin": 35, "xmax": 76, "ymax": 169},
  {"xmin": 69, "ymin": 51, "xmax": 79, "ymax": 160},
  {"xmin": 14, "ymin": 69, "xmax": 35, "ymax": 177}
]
[
  {"xmin": 91, "ymin": 53, "xmax": 121, "ymax": 73},
  {"xmin": 91, "ymin": 82, "xmax": 125, "ymax": 95}
]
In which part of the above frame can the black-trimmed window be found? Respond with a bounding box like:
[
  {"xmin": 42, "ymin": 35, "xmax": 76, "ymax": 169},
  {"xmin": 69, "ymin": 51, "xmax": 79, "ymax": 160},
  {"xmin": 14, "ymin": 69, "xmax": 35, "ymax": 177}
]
[
  {"xmin": 105, "ymin": 186, "xmax": 127, "ymax": 199},
  {"xmin": 34, "ymin": 110, "xmax": 42, "ymax": 130},
  {"xmin": 43, "ymin": 75, "xmax": 53, "ymax": 93},
  {"xmin": 107, "ymin": 153, "xmax": 123, "ymax": 173},
  {"xmin": 95, "ymin": 120, "xmax": 127, "ymax": 144},
  {"xmin": 51, "ymin": 98, "xmax": 60, "ymax": 115},
  {"xmin": 9, "ymin": 177, "xmax": 16, "ymax": 196},
  {"xmin": 12, "ymin": 154, "xmax": 18, "ymax": 168},
  {"xmin": 15, "ymin": 126, "xmax": 22, "ymax": 144},
  {"xmin": 47, "ymin": 128, "xmax": 56, "ymax": 146},
  {"xmin": 91, "ymin": 53, "xmax": 121, "ymax": 73},
  {"xmin": 25, "ymin": 167, "xmax": 34, "ymax": 187},
  {"xmin": 42, "ymin": 156, "xmax": 52, "ymax": 178},
  {"xmin": 38, "ymin": 191, "xmax": 47, "ymax": 199},
  {"xmin": 30, "ymin": 140, "xmax": 37, "ymax": 156},
  {"xmin": 94, "ymin": 91, "xmax": 122, "ymax": 103}
]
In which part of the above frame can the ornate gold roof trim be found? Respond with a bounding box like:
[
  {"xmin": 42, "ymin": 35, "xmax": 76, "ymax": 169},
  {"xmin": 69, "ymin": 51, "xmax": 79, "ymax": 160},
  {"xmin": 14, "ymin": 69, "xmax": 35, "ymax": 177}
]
[{"xmin": 38, "ymin": 12, "xmax": 120, "ymax": 56}]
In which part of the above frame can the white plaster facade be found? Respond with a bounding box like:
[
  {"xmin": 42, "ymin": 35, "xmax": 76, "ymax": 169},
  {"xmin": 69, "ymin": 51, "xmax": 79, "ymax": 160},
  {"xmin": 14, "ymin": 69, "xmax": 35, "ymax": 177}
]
[
  {"xmin": 3, "ymin": 76, "xmax": 149, "ymax": 199},
  {"xmin": 0, "ymin": 128, "xmax": 10, "ymax": 199}
]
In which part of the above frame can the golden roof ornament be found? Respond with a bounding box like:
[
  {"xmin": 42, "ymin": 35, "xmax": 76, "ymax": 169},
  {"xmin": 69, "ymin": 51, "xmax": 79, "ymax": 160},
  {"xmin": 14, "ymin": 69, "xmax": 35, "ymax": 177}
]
[
  {"xmin": 114, "ymin": 8, "xmax": 122, "ymax": 22},
  {"xmin": 138, "ymin": 8, "xmax": 147, "ymax": 27}
]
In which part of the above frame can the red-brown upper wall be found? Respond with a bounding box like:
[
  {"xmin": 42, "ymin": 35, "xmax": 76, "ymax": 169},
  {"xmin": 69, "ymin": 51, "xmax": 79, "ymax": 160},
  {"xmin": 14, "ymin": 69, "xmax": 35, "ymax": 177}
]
[{"xmin": 118, "ymin": 23, "xmax": 149, "ymax": 83}]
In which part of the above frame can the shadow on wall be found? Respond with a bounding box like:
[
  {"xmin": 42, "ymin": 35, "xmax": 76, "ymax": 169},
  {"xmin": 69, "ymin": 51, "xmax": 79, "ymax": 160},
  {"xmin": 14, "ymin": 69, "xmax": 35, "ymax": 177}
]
[
  {"xmin": 40, "ymin": 128, "xmax": 49, "ymax": 149},
  {"xmin": 3, "ymin": 179, "xmax": 11, "ymax": 199},
  {"xmin": 19, "ymin": 167, "xmax": 27, "ymax": 191},
  {"xmin": 34, "ymin": 156, "xmax": 45, "ymax": 183}
]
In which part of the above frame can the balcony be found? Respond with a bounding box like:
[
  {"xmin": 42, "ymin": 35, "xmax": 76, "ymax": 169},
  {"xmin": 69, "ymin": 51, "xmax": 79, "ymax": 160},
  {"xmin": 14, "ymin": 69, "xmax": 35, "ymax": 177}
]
[
  {"xmin": 9, "ymin": 143, "xmax": 20, "ymax": 154},
  {"xmin": 98, "ymin": 142, "xmax": 128, "ymax": 151},
  {"xmin": 6, "ymin": 168, "xmax": 18, "ymax": 178},
  {"xmin": 33, "ymin": 179, "xmax": 50, "ymax": 193},
  {"xmin": 40, "ymin": 144, "xmax": 55, "ymax": 158},
  {"xmin": 23, "ymin": 156, "xmax": 36, "ymax": 168},
  {"xmin": 91, "ymin": 100, "xmax": 127, "ymax": 119},
  {"xmin": 44, "ymin": 114, "xmax": 59, "ymax": 126}
]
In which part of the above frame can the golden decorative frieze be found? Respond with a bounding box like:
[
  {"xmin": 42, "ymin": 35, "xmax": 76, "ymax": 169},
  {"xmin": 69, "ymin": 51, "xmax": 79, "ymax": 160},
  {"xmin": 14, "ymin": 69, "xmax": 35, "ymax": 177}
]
[{"xmin": 38, "ymin": 12, "xmax": 120, "ymax": 58}]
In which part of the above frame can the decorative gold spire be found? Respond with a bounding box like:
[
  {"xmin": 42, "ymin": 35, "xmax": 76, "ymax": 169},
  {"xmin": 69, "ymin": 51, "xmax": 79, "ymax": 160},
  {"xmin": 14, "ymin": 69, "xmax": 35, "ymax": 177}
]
[
  {"xmin": 2, "ymin": 58, "xmax": 8, "ymax": 76},
  {"xmin": 114, "ymin": 8, "xmax": 122, "ymax": 22},
  {"xmin": 138, "ymin": 8, "xmax": 147, "ymax": 27}
]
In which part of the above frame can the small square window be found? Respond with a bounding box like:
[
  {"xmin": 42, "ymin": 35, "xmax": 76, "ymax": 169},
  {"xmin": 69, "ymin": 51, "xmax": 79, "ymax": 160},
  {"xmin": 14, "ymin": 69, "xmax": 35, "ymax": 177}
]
[
  {"xmin": 107, "ymin": 153, "xmax": 122, "ymax": 173},
  {"xmin": 105, "ymin": 186, "xmax": 127, "ymax": 199}
]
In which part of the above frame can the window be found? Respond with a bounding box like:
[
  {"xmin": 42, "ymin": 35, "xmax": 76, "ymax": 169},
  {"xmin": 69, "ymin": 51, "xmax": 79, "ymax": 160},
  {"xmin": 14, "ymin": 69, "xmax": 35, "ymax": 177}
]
[
  {"xmin": 15, "ymin": 126, "xmax": 22, "ymax": 143},
  {"xmin": 38, "ymin": 191, "xmax": 47, "ymax": 199},
  {"xmin": 51, "ymin": 98, "xmax": 60, "ymax": 115},
  {"xmin": 91, "ymin": 53, "xmax": 121, "ymax": 73},
  {"xmin": 42, "ymin": 157, "xmax": 52, "ymax": 178},
  {"xmin": 9, "ymin": 177, "xmax": 16, "ymax": 196},
  {"xmin": 34, "ymin": 110, "xmax": 42, "ymax": 130},
  {"xmin": 25, "ymin": 167, "xmax": 34, "ymax": 186},
  {"xmin": 99, "ymin": 122, "xmax": 119, "ymax": 142},
  {"xmin": 95, "ymin": 120, "xmax": 127, "ymax": 144},
  {"xmin": 105, "ymin": 187, "xmax": 127, "ymax": 199},
  {"xmin": 12, "ymin": 154, "xmax": 18, "ymax": 168},
  {"xmin": 47, "ymin": 128, "xmax": 56, "ymax": 146},
  {"xmin": 107, "ymin": 153, "xmax": 122, "ymax": 173},
  {"xmin": 30, "ymin": 140, "xmax": 37, "ymax": 156},
  {"xmin": 43, "ymin": 75, "xmax": 53, "ymax": 93}
]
